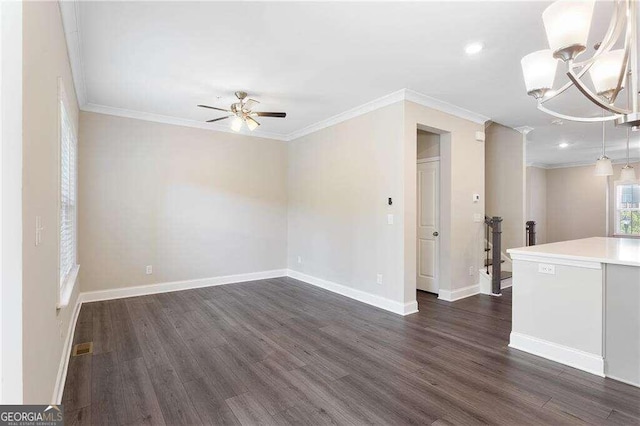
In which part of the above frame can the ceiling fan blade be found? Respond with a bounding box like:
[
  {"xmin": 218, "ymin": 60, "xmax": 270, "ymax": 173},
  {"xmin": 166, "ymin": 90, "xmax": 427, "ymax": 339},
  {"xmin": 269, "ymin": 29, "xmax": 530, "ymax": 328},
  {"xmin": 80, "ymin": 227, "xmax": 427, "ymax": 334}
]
[
  {"xmin": 245, "ymin": 116, "xmax": 260, "ymax": 131},
  {"xmin": 243, "ymin": 99, "xmax": 260, "ymax": 111},
  {"xmin": 198, "ymin": 104, "xmax": 230, "ymax": 112},
  {"xmin": 255, "ymin": 112, "xmax": 287, "ymax": 118},
  {"xmin": 206, "ymin": 116, "xmax": 230, "ymax": 123}
]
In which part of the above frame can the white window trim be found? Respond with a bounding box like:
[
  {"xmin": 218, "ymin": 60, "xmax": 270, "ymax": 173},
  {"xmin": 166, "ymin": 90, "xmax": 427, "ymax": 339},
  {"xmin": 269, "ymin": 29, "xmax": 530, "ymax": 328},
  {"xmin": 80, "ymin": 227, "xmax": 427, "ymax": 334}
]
[
  {"xmin": 613, "ymin": 179, "xmax": 640, "ymax": 238},
  {"xmin": 57, "ymin": 78, "xmax": 78, "ymax": 309}
]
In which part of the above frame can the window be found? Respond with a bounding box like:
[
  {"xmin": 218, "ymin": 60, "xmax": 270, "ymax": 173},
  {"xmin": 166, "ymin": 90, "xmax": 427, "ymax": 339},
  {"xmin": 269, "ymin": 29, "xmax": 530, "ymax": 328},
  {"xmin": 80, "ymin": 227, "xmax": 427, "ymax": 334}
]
[
  {"xmin": 59, "ymin": 81, "xmax": 78, "ymax": 306},
  {"xmin": 615, "ymin": 181, "xmax": 640, "ymax": 236}
]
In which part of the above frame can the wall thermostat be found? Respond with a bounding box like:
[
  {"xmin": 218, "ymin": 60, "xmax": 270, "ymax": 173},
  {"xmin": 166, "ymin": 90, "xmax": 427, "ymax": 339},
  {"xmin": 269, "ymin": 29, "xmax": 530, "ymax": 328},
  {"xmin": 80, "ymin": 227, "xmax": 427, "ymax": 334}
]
[{"xmin": 475, "ymin": 131, "xmax": 485, "ymax": 142}]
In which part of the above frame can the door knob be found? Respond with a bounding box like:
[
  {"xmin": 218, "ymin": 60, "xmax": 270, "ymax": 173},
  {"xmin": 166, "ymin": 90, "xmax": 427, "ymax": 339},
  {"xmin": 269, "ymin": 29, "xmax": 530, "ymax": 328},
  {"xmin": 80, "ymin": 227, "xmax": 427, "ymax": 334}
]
[{"xmin": 433, "ymin": 231, "xmax": 439, "ymax": 237}]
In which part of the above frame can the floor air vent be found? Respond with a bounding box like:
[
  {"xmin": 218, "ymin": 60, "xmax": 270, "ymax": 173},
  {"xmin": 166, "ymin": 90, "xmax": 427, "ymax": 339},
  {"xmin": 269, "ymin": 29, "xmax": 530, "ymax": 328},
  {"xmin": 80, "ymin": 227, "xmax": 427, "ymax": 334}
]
[{"xmin": 72, "ymin": 342, "xmax": 93, "ymax": 357}]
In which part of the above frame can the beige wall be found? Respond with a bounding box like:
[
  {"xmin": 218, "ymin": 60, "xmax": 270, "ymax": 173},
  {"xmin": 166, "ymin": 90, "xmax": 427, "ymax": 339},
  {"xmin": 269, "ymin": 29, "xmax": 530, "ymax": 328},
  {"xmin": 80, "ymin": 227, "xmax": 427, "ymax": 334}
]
[
  {"xmin": 526, "ymin": 166, "xmax": 547, "ymax": 244},
  {"xmin": 545, "ymin": 162, "xmax": 640, "ymax": 243},
  {"xmin": 404, "ymin": 101, "xmax": 485, "ymax": 300},
  {"xmin": 78, "ymin": 112, "xmax": 288, "ymax": 292},
  {"xmin": 288, "ymin": 101, "xmax": 485, "ymax": 305},
  {"xmin": 22, "ymin": 1, "xmax": 80, "ymax": 403},
  {"xmin": 485, "ymin": 123, "xmax": 525, "ymax": 252},
  {"xmin": 417, "ymin": 130, "xmax": 440, "ymax": 159},
  {"xmin": 287, "ymin": 102, "xmax": 405, "ymax": 303}
]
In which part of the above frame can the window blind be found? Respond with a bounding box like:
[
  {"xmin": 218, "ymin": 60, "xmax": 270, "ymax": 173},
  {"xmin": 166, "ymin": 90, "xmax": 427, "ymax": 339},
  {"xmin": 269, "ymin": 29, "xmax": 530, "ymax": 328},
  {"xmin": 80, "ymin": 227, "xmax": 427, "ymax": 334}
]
[{"xmin": 60, "ymin": 99, "xmax": 77, "ymax": 289}]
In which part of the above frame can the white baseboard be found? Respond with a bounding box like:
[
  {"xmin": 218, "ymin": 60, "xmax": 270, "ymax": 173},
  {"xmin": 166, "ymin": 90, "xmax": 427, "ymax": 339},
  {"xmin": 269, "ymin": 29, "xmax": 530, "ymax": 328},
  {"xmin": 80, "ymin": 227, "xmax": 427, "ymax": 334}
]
[
  {"xmin": 438, "ymin": 284, "xmax": 480, "ymax": 302},
  {"xmin": 509, "ymin": 332, "xmax": 605, "ymax": 377},
  {"xmin": 79, "ymin": 269, "xmax": 288, "ymax": 303},
  {"xmin": 53, "ymin": 296, "xmax": 82, "ymax": 404},
  {"xmin": 53, "ymin": 268, "xmax": 287, "ymax": 403},
  {"xmin": 287, "ymin": 269, "xmax": 418, "ymax": 316},
  {"xmin": 606, "ymin": 374, "xmax": 640, "ymax": 388},
  {"xmin": 54, "ymin": 267, "xmax": 419, "ymax": 403}
]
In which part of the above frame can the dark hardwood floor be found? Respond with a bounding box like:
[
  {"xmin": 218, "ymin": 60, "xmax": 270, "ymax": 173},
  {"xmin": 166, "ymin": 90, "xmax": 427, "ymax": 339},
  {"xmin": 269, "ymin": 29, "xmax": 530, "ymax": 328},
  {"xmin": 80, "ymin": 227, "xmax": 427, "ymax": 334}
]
[{"xmin": 62, "ymin": 278, "xmax": 640, "ymax": 425}]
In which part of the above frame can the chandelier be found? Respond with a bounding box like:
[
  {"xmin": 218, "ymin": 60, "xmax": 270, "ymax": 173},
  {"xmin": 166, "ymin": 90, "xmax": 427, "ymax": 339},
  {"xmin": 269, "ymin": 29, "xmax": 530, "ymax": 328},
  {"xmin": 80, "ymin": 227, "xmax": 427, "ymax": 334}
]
[{"xmin": 521, "ymin": 0, "xmax": 639, "ymax": 129}]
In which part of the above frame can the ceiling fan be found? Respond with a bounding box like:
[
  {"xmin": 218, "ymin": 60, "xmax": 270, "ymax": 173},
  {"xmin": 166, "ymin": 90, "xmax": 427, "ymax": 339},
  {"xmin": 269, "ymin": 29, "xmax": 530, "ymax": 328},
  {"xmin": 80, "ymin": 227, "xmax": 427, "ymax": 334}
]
[{"xmin": 198, "ymin": 91, "xmax": 286, "ymax": 132}]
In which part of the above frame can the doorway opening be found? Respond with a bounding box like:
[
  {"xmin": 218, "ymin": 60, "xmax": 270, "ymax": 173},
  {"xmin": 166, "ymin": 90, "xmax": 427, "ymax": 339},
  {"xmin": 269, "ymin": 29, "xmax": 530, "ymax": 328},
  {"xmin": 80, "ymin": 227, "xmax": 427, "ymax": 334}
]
[{"xmin": 416, "ymin": 129, "xmax": 440, "ymax": 295}]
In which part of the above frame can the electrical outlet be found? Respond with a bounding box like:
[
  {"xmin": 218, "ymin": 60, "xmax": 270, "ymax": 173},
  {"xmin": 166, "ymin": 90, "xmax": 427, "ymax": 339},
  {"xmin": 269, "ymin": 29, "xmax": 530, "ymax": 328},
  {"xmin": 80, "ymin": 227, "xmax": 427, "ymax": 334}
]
[
  {"xmin": 469, "ymin": 266, "xmax": 474, "ymax": 276},
  {"xmin": 538, "ymin": 264, "xmax": 555, "ymax": 274},
  {"xmin": 376, "ymin": 274, "xmax": 383, "ymax": 285},
  {"xmin": 297, "ymin": 256, "xmax": 302, "ymax": 264},
  {"xmin": 146, "ymin": 265, "xmax": 153, "ymax": 275}
]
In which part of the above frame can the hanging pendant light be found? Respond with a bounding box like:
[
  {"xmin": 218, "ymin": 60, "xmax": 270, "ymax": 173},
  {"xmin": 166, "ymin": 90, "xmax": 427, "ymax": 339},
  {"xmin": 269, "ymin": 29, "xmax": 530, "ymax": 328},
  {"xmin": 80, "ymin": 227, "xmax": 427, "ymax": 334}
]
[
  {"xmin": 595, "ymin": 115, "xmax": 613, "ymax": 176},
  {"xmin": 620, "ymin": 128, "xmax": 637, "ymax": 181}
]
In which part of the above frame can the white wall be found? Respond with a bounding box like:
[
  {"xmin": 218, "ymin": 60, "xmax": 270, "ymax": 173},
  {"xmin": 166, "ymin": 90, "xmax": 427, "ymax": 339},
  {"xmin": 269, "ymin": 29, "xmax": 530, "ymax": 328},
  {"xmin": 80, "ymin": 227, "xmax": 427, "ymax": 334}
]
[
  {"xmin": 1, "ymin": 0, "xmax": 23, "ymax": 404},
  {"xmin": 79, "ymin": 112, "xmax": 288, "ymax": 292},
  {"xmin": 22, "ymin": 1, "xmax": 80, "ymax": 403},
  {"xmin": 526, "ymin": 166, "xmax": 547, "ymax": 244},
  {"xmin": 485, "ymin": 122, "xmax": 525, "ymax": 252},
  {"xmin": 404, "ymin": 101, "xmax": 485, "ymax": 300},
  {"xmin": 287, "ymin": 102, "xmax": 405, "ymax": 304},
  {"xmin": 544, "ymin": 162, "xmax": 640, "ymax": 243},
  {"xmin": 288, "ymin": 100, "xmax": 485, "ymax": 307}
]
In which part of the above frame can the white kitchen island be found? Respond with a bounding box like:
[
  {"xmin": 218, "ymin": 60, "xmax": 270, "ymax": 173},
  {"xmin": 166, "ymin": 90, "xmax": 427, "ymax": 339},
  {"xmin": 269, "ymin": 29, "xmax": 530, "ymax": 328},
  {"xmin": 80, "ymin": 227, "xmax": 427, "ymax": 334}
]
[{"xmin": 507, "ymin": 237, "xmax": 640, "ymax": 388}]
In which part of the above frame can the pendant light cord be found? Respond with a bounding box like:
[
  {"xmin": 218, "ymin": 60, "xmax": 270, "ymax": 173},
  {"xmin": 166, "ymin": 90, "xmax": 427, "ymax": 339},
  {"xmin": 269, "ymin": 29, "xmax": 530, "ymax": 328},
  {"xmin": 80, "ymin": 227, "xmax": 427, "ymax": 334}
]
[
  {"xmin": 602, "ymin": 110, "xmax": 606, "ymax": 157},
  {"xmin": 626, "ymin": 76, "xmax": 631, "ymax": 166}
]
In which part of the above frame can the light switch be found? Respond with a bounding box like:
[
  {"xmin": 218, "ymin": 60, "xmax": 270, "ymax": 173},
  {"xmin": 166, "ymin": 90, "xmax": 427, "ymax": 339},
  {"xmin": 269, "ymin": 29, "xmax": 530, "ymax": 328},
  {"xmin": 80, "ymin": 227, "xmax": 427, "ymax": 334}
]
[
  {"xmin": 473, "ymin": 213, "xmax": 483, "ymax": 222},
  {"xmin": 387, "ymin": 214, "xmax": 394, "ymax": 225},
  {"xmin": 472, "ymin": 194, "xmax": 480, "ymax": 203},
  {"xmin": 35, "ymin": 216, "xmax": 44, "ymax": 246}
]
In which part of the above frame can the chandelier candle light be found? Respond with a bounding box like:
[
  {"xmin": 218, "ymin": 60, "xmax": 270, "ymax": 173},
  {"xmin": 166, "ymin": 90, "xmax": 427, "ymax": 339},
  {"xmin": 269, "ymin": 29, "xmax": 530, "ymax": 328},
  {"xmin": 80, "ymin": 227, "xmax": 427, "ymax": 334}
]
[{"xmin": 521, "ymin": 0, "xmax": 639, "ymax": 128}]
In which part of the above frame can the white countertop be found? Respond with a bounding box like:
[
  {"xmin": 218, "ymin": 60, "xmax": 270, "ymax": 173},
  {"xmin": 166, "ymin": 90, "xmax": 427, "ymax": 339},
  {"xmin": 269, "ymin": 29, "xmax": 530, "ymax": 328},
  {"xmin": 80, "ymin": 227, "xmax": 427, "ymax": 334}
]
[{"xmin": 507, "ymin": 237, "xmax": 640, "ymax": 267}]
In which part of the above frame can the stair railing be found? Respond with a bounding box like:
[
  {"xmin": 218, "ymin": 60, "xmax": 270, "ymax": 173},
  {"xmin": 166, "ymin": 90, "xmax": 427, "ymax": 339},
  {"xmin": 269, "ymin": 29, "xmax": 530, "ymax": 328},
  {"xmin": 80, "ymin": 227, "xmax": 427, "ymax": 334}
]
[
  {"xmin": 484, "ymin": 216, "xmax": 503, "ymax": 296},
  {"xmin": 526, "ymin": 221, "xmax": 537, "ymax": 246}
]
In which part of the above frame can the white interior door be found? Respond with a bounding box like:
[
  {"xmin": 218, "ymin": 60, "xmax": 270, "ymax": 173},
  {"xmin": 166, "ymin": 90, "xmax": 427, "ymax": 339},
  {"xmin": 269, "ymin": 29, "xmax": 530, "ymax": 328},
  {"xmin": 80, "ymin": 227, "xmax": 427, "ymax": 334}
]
[{"xmin": 417, "ymin": 160, "xmax": 439, "ymax": 293}]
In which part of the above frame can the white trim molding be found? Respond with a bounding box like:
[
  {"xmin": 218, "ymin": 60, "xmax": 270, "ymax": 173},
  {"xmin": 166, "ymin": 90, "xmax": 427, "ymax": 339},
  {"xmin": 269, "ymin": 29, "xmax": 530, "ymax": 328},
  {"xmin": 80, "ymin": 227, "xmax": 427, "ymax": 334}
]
[
  {"xmin": 286, "ymin": 89, "xmax": 406, "ymax": 141},
  {"xmin": 79, "ymin": 269, "xmax": 288, "ymax": 303},
  {"xmin": 509, "ymin": 332, "xmax": 605, "ymax": 377},
  {"xmin": 404, "ymin": 89, "xmax": 490, "ymax": 125},
  {"xmin": 82, "ymin": 103, "xmax": 288, "ymax": 141},
  {"xmin": 478, "ymin": 269, "xmax": 512, "ymax": 295},
  {"xmin": 287, "ymin": 269, "xmax": 418, "ymax": 316},
  {"xmin": 53, "ymin": 299, "xmax": 82, "ymax": 404},
  {"xmin": 52, "ymin": 267, "xmax": 418, "ymax": 402},
  {"xmin": 438, "ymin": 284, "xmax": 480, "ymax": 302}
]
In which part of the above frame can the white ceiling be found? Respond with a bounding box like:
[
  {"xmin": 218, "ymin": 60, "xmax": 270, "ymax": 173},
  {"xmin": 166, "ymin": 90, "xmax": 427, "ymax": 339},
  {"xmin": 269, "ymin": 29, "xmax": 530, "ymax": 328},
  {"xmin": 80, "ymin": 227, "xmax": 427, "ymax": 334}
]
[{"xmin": 64, "ymin": 1, "xmax": 640, "ymax": 166}]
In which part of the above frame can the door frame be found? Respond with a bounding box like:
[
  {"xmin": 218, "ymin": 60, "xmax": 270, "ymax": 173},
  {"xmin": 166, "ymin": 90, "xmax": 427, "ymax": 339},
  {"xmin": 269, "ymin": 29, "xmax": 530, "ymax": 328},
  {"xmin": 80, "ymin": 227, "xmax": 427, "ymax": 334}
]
[{"xmin": 416, "ymin": 157, "xmax": 440, "ymax": 294}]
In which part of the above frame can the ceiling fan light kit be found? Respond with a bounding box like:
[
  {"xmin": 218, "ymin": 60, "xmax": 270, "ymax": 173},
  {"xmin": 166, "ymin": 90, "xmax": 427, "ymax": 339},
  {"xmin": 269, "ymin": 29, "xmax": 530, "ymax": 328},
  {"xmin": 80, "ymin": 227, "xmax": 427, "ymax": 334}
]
[
  {"xmin": 521, "ymin": 0, "xmax": 639, "ymax": 129},
  {"xmin": 198, "ymin": 91, "xmax": 287, "ymax": 132}
]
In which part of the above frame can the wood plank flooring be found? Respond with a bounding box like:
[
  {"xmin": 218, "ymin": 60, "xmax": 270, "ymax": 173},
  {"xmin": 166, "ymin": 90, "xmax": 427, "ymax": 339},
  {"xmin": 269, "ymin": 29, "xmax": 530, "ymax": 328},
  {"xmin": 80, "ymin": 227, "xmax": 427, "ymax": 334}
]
[{"xmin": 62, "ymin": 277, "xmax": 640, "ymax": 425}]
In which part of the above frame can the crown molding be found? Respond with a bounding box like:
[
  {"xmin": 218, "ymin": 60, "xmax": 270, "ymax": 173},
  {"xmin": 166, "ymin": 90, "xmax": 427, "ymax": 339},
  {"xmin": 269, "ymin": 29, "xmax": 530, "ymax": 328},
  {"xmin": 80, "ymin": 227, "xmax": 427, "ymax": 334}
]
[
  {"xmin": 514, "ymin": 126, "xmax": 534, "ymax": 135},
  {"xmin": 285, "ymin": 89, "xmax": 406, "ymax": 141},
  {"xmin": 403, "ymin": 89, "xmax": 490, "ymax": 125},
  {"xmin": 60, "ymin": 3, "xmax": 491, "ymax": 142},
  {"xmin": 82, "ymin": 103, "xmax": 288, "ymax": 141},
  {"xmin": 59, "ymin": 0, "xmax": 87, "ymax": 106},
  {"xmin": 287, "ymin": 88, "xmax": 490, "ymax": 141}
]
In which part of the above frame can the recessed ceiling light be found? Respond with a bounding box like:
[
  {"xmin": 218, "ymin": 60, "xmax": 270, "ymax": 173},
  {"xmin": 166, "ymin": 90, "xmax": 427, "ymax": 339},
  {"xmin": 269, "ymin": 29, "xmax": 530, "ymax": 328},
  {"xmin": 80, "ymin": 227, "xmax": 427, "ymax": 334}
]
[
  {"xmin": 464, "ymin": 42, "xmax": 484, "ymax": 55},
  {"xmin": 558, "ymin": 142, "xmax": 569, "ymax": 149}
]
